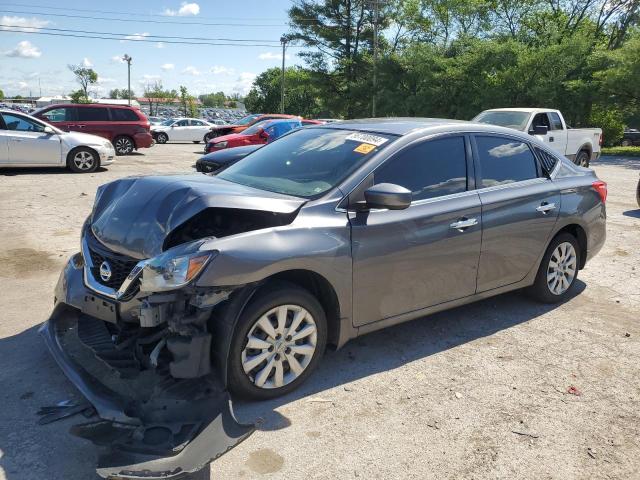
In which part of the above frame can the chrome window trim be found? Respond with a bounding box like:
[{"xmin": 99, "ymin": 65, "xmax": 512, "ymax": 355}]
[{"xmin": 82, "ymin": 235, "xmax": 145, "ymax": 300}]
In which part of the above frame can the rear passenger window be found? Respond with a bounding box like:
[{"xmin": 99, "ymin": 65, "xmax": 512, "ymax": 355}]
[
  {"xmin": 110, "ymin": 108, "xmax": 139, "ymax": 121},
  {"xmin": 534, "ymin": 147, "xmax": 559, "ymax": 175},
  {"xmin": 77, "ymin": 107, "xmax": 109, "ymax": 121},
  {"xmin": 374, "ymin": 136, "xmax": 467, "ymax": 201},
  {"xmin": 475, "ymin": 136, "xmax": 538, "ymax": 187}
]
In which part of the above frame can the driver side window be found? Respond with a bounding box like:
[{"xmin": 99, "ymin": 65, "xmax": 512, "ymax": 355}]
[
  {"xmin": 175, "ymin": 120, "xmax": 189, "ymax": 126},
  {"xmin": 532, "ymin": 113, "xmax": 551, "ymax": 130},
  {"xmin": 1, "ymin": 113, "xmax": 45, "ymax": 132},
  {"xmin": 374, "ymin": 136, "xmax": 468, "ymax": 202}
]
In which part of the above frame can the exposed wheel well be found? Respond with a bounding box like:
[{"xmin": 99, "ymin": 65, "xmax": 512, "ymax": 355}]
[
  {"xmin": 259, "ymin": 270, "xmax": 341, "ymax": 348},
  {"xmin": 577, "ymin": 145, "xmax": 591, "ymax": 157},
  {"xmin": 554, "ymin": 224, "xmax": 587, "ymax": 269}
]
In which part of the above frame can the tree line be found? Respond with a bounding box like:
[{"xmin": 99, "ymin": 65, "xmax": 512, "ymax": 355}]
[{"xmin": 244, "ymin": 0, "xmax": 640, "ymax": 145}]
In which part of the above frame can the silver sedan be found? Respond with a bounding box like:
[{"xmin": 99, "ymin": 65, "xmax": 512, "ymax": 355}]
[{"xmin": 0, "ymin": 109, "xmax": 115, "ymax": 173}]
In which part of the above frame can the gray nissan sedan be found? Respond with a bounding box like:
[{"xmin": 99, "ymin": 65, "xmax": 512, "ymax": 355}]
[{"xmin": 42, "ymin": 118, "xmax": 606, "ymax": 478}]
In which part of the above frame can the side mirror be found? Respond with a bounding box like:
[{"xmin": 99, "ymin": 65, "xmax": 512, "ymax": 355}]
[
  {"xmin": 258, "ymin": 128, "xmax": 268, "ymax": 140},
  {"xmin": 529, "ymin": 125, "xmax": 548, "ymax": 136},
  {"xmin": 43, "ymin": 126, "xmax": 55, "ymax": 134},
  {"xmin": 363, "ymin": 183, "xmax": 412, "ymax": 210}
]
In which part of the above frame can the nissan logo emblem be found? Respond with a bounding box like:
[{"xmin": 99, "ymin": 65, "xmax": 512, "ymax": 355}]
[{"xmin": 99, "ymin": 261, "xmax": 112, "ymax": 282}]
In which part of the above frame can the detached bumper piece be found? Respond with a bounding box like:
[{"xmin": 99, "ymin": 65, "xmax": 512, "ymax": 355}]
[{"xmin": 40, "ymin": 307, "xmax": 254, "ymax": 479}]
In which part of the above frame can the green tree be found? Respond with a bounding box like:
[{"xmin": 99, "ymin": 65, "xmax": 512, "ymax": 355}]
[
  {"xmin": 0, "ymin": 89, "xmax": 4, "ymax": 100},
  {"xmin": 109, "ymin": 88, "xmax": 136, "ymax": 100},
  {"xmin": 143, "ymin": 81, "xmax": 177, "ymax": 115},
  {"xmin": 69, "ymin": 89, "xmax": 91, "ymax": 104},
  {"xmin": 199, "ymin": 91, "xmax": 227, "ymax": 107},
  {"xmin": 179, "ymin": 85, "xmax": 198, "ymax": 117},
  {"xmin": 245, "ymin": 67, "xmax": 321, "ymax": 117},
  {"xmin": 68, "ymin": 64, "xmax": 98, "ymax": 102}
]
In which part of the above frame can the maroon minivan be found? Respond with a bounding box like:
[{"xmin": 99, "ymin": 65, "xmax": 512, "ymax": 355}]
[{"xmin": 34, "ymin": 104, "xmax": 154, "ymax": 155}]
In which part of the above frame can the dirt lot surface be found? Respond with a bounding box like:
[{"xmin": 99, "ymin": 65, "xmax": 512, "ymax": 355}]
[{"xmin": 0, "ymin": 144, "xmax": 638, "ymax": 480}]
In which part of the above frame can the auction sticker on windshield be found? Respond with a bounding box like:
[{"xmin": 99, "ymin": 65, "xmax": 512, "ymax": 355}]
[
  {"xmin": 345, "ymin": 132, "xmax": 389, "ymax": 146},
  {"xmin": 353, "ymin": 143, "xmax": 376, "ymax": 154}
]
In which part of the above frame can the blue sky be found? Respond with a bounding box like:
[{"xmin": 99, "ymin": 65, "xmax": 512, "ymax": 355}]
[{"xmin": 0, "ymin": 1, "xmax": 303, "ymax": 97}]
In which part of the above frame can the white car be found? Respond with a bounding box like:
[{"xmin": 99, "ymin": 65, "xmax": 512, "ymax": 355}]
[
  {"xmin": 473, "ymin": 108, "xmax": 602, "ymax": 167},
  {"xmin": 0, "ymin": 109, "xmax": 115, "ymax": 173},
  {"xmin": 151, "ymin": 118, "xmax": 215, "ymax": 144}
]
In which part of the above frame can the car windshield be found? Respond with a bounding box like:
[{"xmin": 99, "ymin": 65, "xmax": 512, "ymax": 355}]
[
  {"xmin": 160, "ymin": 118, "xmax": 174, "ymax": 126},
  {"xmin": 217, "ymin": 128, "xmax": 395, "ymax": 198},
  {"xmin": 241, "ymin": 120, "xmax": 271, "ymax": 135},
  {"xmin": 233, "ymin": 114, "xmax": 261, "ymax": 126},
  {"xmin": 472, "ymin": 111, "xmax": 530, "ymax": 130}
]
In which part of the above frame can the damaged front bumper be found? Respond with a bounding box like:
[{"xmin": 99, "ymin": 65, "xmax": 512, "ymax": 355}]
[{"xmin": 39, "ymin": 256, "xmax": 254, "ymax": 479}]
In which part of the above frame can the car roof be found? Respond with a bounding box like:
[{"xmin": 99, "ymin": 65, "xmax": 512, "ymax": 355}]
[
  {"xmin": 481, "ymin": 108, "xmax": 559, "ymax": 114},
  {"xmin": 312, "ymin": 117, "xmax": 537, "ymax": 139}
]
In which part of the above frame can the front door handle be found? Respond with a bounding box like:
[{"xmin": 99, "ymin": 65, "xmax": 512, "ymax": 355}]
[
  {"xmin": 450, "ymin": 218, "xmax": 478, "ymax": 231},
  {"xmin": 549, "ymin": 136, "xmax": 554, "ymax": 142},
  {"xmin": 536, "ymin": 202, "xmax": 556, "ymax": 214}
]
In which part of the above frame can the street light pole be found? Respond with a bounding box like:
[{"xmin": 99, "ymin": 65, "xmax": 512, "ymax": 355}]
[
  {"xmin": 372, "ymin": 0, "xmax": 379, "ymax": 117},
  {"xmin": 123, "ymin": 54, "xmax": 132, "ymax": 106},
  {"xmin": 280, "ymin": 36, "xmax": 288, "ymax": 114}
]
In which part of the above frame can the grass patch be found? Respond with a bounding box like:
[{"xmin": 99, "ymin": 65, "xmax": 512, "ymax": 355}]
[{"xmin": 601, "ymin": 146, "xmax": 640, "ymax": 157}]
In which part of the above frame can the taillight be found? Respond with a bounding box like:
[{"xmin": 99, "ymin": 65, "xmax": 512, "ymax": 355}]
[
  {"xmin": 598, "ymin": 133, "xmax": 603, "ymax": 146},
  {"xmin": 592, "ymin": 180, "xmax": 607, "ymax": 203}
]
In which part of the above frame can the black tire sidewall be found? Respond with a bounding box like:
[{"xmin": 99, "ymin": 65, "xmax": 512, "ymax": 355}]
[
  {"xmin": 114, "ymin": 136, "xmax": 134, "ymax": 155},
  {"xmin": 577, "ymin": 150, "xmax": 590, "ymax": 167},
  {"xmin": 156, "ymin": 133, "xmax": 168, "ymax": 144},
  {"xmin": 227, "ymin": 282, "xmax": 327, "ymax": 400},
  {"xmin": 67, "ymin": 147, "xmax": 99, "ymax": 173},
  {"xmin": 529, "ymin": 233, "xmax": 580, "ymax": 303}
]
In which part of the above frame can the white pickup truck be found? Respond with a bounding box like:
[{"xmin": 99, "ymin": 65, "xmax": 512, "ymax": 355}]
[{"xmin": 473, "ymin": 108, "xmax": 602, "ymax": 167}]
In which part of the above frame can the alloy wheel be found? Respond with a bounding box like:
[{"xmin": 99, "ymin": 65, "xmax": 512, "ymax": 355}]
[
  {"xmin": 241, "ymin": 304, "xmax": 318, "ymax": 389},
  {"xmin": 115, "ymin": 137, "xmax": 134, "ymax": 155},
  {"xmin": 546, "ymin": 242, "xmax": 577, "ymax": 295},
  {"xmin": 73, "ymin": 150, "xmax": 95, "ymax": 171}
]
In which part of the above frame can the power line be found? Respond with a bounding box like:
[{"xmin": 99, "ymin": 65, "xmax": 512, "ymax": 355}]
[
  {"xmin": 0, "ymin": 28, "xmax": 303, "ymax": 48},
  {"xmin": 0, "ymin": 23, "xmax": 282, "ymax": 43},
  {"xmin": 0, "ymin": 2, "xmax": 318, "ymax": 22}
]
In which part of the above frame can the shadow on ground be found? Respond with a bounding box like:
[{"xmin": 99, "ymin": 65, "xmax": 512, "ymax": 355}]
[
  {"xmin": 0, "ymin": 282, "xmax": 584, "ymax": 479},
  {"xmin": 0, "ymin": 167, "xmax": 108, "ymax": 176}
]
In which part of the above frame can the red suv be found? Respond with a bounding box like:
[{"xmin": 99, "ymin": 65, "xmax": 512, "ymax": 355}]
[{"xmin": 33, "ymin": 104, "xmax": 154, "ymax": 155}]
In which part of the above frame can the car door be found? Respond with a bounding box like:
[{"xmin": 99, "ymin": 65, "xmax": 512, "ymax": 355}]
[
  {"xmin": 74, "ymin": 106, "xmax": 112, "ymax": 140},
  {"xmin": 472, "ymin": 134, "xmax": 560, "ymax": 292},
  {"xmin": 531, "ymin": 112, "xmax": 565, "ymax": 156},
  {"xmin": 547, "ymin": 112, "xmax": 568, "ymax": 155},
  {"xmin": 1, "ymin": 112, "xmax": 61, "ymax": 165},
  {"xmin": 350, "ymin": 135, "xmax": 482, "ymax": 326},
  {"xmin": 189, "ymin": 120, "xmax": 210, "ymax": 141},
  {"xmin": 171, "ymin": 119, "xmax": 190, "ymax": 141}
]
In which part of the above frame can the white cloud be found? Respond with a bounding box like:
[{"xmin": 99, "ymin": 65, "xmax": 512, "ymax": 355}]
[
  {"xmin": 0, "ymin": 16, "xmax": 50, "ymax": 32},
  {"xmin": 138, "ymin": 74, "xmax": 162, "ymax": 86},
  {"xmin": 234, "ymin": 72, "xmax": 257, "ymax": 95},
  {"xmin": 163, "ymin": 2, "xmax": 200, "ymax": 16},
  {"xmin": 111, "ymin": 55, "xmax": 126, "ymax": 64},
  {"xmin": 82, "ymin": 57, "xmax": 93, "ymax": 67},
  {"xmin": 18, "ymin": 81, "xmax": 29, "ymax": 89},
  {"xmin": 182, "ymin": 66, "xmax": 201, "ymax": 76},
  {"xmin": 123, "ymin": 32, "xmax": 150, "ymax": 41},
  {"xmin": 258, "ymin": 52, "xmax": 290, "ymax": 61},
  {"xmin": 96, "ymin": 77, "xmax": 116, "ymax": 85},
  {"xmin": 4, "ymin": 41, "xmax": 41, "ymax": 58},
  {"xmin": 156, "ymin": 42, "xmax": 165, "ymax": 49},
  {"xmin": 161, "ymin": 63, "xmax": 175, "ymax": 71},
  {"xmin": 210, "ymin": 65, "xmax": 235, "ymax": 75}
]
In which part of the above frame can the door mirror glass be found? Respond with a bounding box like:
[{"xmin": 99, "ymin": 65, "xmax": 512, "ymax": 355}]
[
  {"xmin": 364, "ymin": 183, "xmax": 412, "ymax": 210},
  {"xmin": 529, "ymin": 125, "xmax": 548, "ymax": 136},
  {"xmin": 258, "ymin": 128, "xmax": 268, "ymax": 139},
  {"xmin": 43, "ymin": 126, "xmax": 55, "ymax": 134}
]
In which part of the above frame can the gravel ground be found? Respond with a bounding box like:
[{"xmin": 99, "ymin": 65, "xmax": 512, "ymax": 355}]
[{"xmin": 0, "ymin": 144, "xmax": 638, "ymax": 480}]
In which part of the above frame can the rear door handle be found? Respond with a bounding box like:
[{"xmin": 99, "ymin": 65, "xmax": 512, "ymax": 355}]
[
  {"xmin": 536, "ymin": 202, "xmax": 556, "ymax": 214},
  {"xmin": 450, "ymin": 218, "xmax": 478, "ymax": 231}
]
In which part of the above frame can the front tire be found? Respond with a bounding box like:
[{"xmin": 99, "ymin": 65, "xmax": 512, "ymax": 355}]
[
  {"xmin": 228, "ymin": 282, "xmax": 327, "ymax": 400},
  {"xmin": 114, "ymin": 136, "xmax": 135, "ymax": 155},
  {"xmin": 527, "ymin": 233, "xmax": 580, "ymax": 304},
  {"xmin": 155, "ymin": 132, "xmax": 168, "ymax": 144},
  {"xmin": 204, "ymin": 132, "xmax": 215, "ymax": 143},
  {"xmin": 67, "ymin": 147, "xmax": 99, "ymax": 173},
  {"xmin": 621, "ymin": 139, "xmax": 632, "ymax": 147}
]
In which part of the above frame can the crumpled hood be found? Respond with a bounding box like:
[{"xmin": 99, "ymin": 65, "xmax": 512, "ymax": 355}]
[{"xmin": 90, "ymin": 174, "xmax": 305, "ymax": 259}]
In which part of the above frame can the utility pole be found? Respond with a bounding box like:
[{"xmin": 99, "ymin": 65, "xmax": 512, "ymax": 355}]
[
  {"xmin": 123, "ymin": 54, "xmax": 132, "ymax": 106},
  {"xmin": 280, "ymin": 36, "xmax": 288, "ymax": 114},
  {"xmin": 372, "ymin": 0, "xmax": 379, "ymax": 117}
]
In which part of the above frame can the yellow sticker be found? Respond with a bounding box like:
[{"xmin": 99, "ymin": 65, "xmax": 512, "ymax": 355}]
[{"xmin": 354, "ymin": 143, "xmax": 376, "ymax": 154}]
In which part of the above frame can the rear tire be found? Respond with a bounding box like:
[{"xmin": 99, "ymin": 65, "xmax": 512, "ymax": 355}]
[
  {"xmin": 228, "ymin": 282, "xmax": 327, "ymax": 400},
  {"xmin": 67, "ymin": 147, "xmax": 99, "ymax": 173},
  {"xmin": 575, "ymin": 150, "xmax": 590, "ymax": 167},
  {"xmin": 527, "ymin": 233, "xmax": 581, "ymax": 304},
  {"xmin": 113, "ymin": 136, "xmax": 135, "ymax": 156}
]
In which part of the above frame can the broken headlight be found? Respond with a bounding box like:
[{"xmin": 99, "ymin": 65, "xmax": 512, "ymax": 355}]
[{"xmin": 140, "ymin": 242, "xmax": 217, "ymax": 292}]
